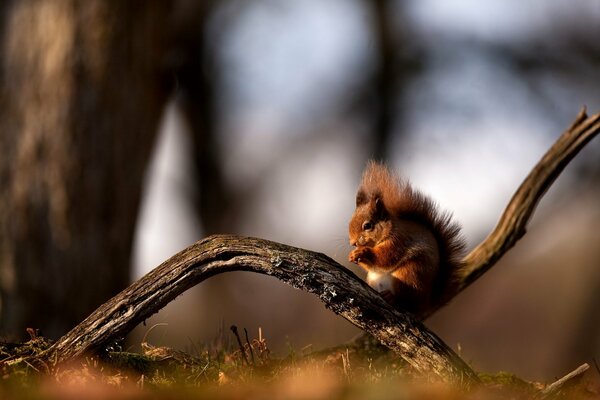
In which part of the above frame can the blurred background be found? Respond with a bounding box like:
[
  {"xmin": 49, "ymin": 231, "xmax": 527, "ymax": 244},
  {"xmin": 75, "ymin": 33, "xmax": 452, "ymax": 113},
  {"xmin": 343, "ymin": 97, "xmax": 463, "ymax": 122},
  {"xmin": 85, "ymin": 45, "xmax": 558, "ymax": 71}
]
[{"xmin": 1, "ymin": 0, "xmax": 599, "ymax": 382}]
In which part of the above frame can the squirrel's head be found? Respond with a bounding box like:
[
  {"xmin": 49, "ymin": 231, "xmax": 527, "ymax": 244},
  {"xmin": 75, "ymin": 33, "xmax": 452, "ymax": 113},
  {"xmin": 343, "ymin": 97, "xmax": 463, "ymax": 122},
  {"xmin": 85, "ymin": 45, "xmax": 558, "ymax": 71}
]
[{"xmin": 348, "ymin": 191, "xmax": 392, "ymax": 248}]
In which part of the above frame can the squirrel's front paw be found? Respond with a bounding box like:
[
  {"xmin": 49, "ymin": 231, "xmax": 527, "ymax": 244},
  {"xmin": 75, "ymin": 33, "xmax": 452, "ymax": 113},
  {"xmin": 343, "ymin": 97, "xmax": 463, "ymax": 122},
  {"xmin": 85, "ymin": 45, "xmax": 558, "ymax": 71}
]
[
  {"xmin": 379, "ymin": 289, "xmax": 396, "ymax": 305},
  {"xmin": 349, "ymin": 247, "xmax": 372, "ymax": 264}
]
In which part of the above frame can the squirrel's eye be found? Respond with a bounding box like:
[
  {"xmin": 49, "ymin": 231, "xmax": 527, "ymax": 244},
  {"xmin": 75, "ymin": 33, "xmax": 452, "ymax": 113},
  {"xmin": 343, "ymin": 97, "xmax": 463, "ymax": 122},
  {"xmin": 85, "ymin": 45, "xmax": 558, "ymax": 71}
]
[{"xmin": 362, "ymin": 221, "xmax": 373, "ymax": 231}]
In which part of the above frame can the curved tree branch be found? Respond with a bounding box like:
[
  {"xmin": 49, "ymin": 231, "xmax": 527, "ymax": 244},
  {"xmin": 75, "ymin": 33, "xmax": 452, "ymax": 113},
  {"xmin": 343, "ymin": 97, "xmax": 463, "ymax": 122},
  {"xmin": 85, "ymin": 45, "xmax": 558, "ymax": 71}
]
[
  {"xmin": 38, "ymin": 109, "xmax": 600, "ymax": 386},
  {"xmin": 456, "ymin": 108, "xmax": 600, "ymax": 292},
  {"xmin": 41, "ymin": 235, "xmax": 477, "ymax": 384}
]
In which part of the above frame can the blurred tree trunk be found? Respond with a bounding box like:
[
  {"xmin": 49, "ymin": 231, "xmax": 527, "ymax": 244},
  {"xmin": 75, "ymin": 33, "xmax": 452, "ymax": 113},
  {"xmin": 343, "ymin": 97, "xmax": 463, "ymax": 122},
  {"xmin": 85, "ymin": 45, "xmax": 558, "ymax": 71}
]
[
  {"xmin": 370, "ymin": 0, "xmax": 398, "ymax": 161},
  {"xmin": 171, "ymin": 0, "xmax": 233, "ymax": 235},
  {"xmin": 353, "ymin": 0, "xmax": 416, "ymax": 162},
  {"xmin": 0, "ymin": 1, "xmax": 173, "ymax": 339}
]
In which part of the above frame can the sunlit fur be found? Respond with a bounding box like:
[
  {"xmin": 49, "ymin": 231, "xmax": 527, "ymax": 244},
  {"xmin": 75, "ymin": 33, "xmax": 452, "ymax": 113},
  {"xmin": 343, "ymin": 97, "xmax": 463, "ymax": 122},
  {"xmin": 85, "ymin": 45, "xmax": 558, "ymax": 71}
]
[{"xmin": 348, "ymin": 161, "xmax": 465, "ymax": 313}]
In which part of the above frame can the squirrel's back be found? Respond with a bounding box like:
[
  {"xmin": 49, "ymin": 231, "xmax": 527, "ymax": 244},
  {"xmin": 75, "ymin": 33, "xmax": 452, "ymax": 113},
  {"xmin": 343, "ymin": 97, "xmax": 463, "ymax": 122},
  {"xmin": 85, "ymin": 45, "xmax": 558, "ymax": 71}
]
[{"xmin": 357, "ymin": 161, "xmax": 466, "ymax": 301}]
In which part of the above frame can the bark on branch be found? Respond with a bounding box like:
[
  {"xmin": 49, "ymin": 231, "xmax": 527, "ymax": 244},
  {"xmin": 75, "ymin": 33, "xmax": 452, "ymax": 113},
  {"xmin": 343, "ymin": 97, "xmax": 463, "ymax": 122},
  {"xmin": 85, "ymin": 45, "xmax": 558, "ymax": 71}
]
[{"xmin": 39, "ymin": 109, "xmax": 600, "ymax": 385}]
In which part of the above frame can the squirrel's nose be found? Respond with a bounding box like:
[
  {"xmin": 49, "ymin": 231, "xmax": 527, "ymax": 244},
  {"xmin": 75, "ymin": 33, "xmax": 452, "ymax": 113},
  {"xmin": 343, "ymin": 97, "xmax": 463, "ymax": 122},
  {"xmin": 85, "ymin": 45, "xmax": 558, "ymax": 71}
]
[{"xmin": 349, "ymin": 239, "xmax": 356, "ymax": 247}]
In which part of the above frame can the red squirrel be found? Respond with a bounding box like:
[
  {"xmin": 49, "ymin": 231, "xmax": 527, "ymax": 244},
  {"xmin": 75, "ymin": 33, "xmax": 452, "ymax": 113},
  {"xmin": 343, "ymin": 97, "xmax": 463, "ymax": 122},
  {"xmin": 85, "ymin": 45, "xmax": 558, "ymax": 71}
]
[{"xmin": 348, "ymin": 161, "xmax": 465, "ymax": 314}]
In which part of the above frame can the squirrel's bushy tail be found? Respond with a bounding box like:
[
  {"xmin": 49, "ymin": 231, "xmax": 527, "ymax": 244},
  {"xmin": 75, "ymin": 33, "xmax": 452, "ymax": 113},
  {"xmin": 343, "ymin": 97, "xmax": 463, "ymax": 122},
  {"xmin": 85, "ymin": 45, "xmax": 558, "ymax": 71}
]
[{"xmin": 359, "ymin": 161, "xmax": 466, "ymax": 304}]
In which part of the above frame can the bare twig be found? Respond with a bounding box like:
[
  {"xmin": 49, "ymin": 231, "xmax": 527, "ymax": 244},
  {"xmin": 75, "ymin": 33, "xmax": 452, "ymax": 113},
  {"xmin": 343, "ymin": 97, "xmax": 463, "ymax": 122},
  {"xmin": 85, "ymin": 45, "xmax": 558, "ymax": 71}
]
[
  {"xmin": 244, "ymin": 328, "xmax": 255, "ymax": 366},
  {"xmin": 541, "ymin": 363, "xmax": 589, "ymax": 398},
  {"xmin": 230, "ymin": 325, "xmax": 249, "ymax": 366},
  {"xmin": 456, "ymin": 108, "xmax": 600, "ymax": 293}
]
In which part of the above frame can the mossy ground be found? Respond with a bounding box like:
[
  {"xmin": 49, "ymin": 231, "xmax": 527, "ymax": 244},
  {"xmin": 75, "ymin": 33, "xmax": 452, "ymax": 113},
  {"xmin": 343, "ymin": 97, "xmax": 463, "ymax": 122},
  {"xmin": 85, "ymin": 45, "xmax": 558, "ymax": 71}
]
[{"xmin": 0, "ymin": 330, "xmax": 597, "ymax": 399}]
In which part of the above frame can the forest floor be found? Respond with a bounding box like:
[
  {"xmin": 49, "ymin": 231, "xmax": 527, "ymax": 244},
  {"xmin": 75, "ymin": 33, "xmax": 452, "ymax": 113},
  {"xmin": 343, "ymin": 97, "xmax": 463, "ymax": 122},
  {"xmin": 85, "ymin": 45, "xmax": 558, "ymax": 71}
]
[{"xmin": 1, "ymin": 328, "xmax": 598, "ymax": 400}]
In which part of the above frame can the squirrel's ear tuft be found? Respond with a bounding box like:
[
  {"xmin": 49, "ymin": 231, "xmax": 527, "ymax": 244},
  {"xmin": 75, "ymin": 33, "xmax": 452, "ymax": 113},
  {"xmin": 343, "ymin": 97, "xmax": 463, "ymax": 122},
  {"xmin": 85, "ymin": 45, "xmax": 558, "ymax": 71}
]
[
  {"xmin": 356, "ymin": 190, "xmax": 367, "ymax": 206},
  {"xmin": 373, "ymin": 196, "xmax": 388, "ymax": 219}
]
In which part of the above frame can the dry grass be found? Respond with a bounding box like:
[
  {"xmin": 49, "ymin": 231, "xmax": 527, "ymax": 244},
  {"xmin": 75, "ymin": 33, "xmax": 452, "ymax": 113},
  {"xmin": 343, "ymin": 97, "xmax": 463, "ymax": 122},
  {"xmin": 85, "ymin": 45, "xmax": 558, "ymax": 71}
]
[{"xmin": 0, "ymin": 328, "xmax": 598, "ymax": 399}]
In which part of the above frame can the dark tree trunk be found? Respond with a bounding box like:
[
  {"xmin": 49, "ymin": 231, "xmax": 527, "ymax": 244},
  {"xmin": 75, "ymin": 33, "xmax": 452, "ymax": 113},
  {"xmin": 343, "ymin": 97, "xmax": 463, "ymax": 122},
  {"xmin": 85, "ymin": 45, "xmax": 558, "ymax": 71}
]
[
  {"xmin": 171, "ymin": 0, "xmax": 233, "ymax": 235},
  {"xmin": 0, "ymin": 1, "xmax": 173, "ymax": 339},
  {"xmin": 369, "ymin": 0, "xmax": 398, "ymax": 161}
]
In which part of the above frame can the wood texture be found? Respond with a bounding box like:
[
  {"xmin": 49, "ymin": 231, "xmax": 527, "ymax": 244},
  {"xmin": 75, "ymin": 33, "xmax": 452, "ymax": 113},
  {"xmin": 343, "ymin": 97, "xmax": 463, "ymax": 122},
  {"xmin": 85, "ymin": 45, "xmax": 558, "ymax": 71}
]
[{"xmin": 42, "ymin": 235, "xmax": 478, "ymax": 385}]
